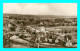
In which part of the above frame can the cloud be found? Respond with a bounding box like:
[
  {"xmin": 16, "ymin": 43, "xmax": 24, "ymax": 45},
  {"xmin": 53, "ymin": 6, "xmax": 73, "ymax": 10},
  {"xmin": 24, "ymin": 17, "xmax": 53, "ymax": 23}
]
[{"xmin": 3, "ymin": 3, "xmax": 77, "ymax": 16}]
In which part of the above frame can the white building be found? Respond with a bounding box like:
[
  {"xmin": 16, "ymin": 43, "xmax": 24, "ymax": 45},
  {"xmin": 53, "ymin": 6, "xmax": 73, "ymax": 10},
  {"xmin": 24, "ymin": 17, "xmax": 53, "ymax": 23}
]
[{"xmin": 39, "ymin": 26, "xmax": 46, "ymax": 32}]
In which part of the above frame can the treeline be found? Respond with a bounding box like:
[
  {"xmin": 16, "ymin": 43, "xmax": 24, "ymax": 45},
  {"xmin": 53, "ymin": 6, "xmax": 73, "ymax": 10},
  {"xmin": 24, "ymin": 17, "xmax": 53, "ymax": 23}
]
[{"xmin": 4, "ymin": 15, "xmax": 77, "ymax": 27}]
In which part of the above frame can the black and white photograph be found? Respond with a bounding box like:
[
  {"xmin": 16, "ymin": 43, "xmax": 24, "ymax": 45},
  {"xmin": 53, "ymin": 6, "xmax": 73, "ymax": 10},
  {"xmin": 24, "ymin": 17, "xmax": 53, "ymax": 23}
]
[{"xmin": 3, "ymin": 3, "xmax": 77, "ymax": 48}]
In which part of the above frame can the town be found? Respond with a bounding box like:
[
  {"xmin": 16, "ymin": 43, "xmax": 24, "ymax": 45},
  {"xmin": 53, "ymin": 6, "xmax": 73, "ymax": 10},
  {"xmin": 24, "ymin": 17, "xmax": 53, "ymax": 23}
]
[{"xmin": 3, "ymin": 14, "xmax": 77, "ymax": 48}]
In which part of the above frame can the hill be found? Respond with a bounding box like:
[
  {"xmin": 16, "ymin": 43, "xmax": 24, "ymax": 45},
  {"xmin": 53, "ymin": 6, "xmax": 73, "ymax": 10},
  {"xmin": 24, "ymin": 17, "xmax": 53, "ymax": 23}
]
[{"xmin": 3, "ymin": 13, "xmax": 77, "ymax": 19}]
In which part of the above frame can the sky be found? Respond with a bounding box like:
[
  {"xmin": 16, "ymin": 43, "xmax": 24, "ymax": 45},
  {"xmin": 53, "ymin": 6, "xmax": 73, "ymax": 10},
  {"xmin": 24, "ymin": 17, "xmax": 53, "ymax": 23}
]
[{"xmin": 3, "ymin": 3, "xmax": 77, "ymax": 16}]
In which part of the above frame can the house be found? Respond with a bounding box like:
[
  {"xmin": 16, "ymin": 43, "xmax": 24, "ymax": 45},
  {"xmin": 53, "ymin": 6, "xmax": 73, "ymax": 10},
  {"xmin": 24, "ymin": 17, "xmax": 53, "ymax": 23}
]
[
  {"xmin": 8, "ymin": 23, "xmax": 12, "ymax": 28},
  {"xmin": 16, "ymin": 26, "xmax": 20, "ymax": 32},
  {"xmin": 39, "ymin": 26, "xmax": 46, "ymax": 32}
]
